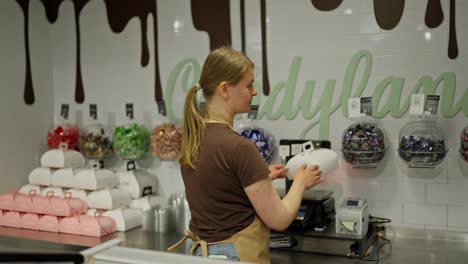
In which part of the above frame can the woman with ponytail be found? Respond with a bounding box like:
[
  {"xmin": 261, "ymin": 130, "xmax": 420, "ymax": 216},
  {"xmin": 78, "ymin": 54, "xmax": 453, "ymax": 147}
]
[{"xmin": 169, "ymin": 47, "xmax": 323, "ymax": 263}]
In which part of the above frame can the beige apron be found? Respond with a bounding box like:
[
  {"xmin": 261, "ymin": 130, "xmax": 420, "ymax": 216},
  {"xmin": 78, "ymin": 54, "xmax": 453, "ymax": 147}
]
[{"xmin": 168, "ymin": 216, "xmax": 270, "ymax": 263}]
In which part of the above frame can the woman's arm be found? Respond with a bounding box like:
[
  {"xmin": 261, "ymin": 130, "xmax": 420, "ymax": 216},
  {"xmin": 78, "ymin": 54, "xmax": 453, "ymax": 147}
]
[{"xmin": 244, "ymin": 164, "xmax": 323, "ymax": 231}]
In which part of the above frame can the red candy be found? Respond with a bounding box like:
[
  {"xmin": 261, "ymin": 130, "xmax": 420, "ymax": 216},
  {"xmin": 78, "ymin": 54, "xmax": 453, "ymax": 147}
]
[{"xmin": 47, "ymin": 124, "xmax": 80, "ymax": 151}]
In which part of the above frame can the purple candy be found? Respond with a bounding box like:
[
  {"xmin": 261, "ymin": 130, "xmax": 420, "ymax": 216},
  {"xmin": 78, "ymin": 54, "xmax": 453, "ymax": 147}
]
[
  {"xmin": 461, "ymin": 126, "xmax": 468, "ymax": 162},
  {"xmin": 342, "ymin": 123, "xmax": 386, "ymax": 164}
]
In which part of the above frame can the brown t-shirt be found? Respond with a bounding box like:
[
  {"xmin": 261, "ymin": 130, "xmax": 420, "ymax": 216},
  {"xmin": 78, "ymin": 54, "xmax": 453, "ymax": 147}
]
[{"xmin": 181, "ymin": 123, "xmax": 270, "ymax": 242}]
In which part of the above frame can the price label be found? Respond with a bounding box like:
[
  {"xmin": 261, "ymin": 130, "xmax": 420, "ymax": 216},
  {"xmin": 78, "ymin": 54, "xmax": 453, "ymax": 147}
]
[
  {"xmin": 279, "ymin": 145, "xmax": 290, "ymax": 159},
  {"xmin": 126, "ymin": 103, "xmax": 134, "ymax": 120},
  {"xmin": 157, "ymin": 100, "xmax": 167, "ymax": 116},
  {"xmin": 60, "ymin": 104, "xmax": 69, "ymax": 120},
  {"xmin": 348, "ymin": 98, "xmax": 362, "ymax": 118},
  {"xmin": 248, "ymin": 105, "xmax": 259, "ymax": 120},
  {"xmin": 424, "ymin": 95, "xmax": 440, "ymax": 115},
  {"xmin": 410, "ymin": 94, "xmax": 425, "ymax": 115},
  {"xmin": 291, "ymin": 144, "xmax": 303, "ymax": 155}
]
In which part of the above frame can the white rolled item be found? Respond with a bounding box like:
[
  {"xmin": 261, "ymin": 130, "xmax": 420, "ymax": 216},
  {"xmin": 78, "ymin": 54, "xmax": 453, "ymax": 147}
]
[
  {"xmin": 117, "ymin": 169, "xmax": 158, "ymax": 199},
  {"xmin": 73, "ymin": 169, "xmax": 119, "ymax": 190},
  {"xmin": 28, "ymin": 167, "xmax": 56, "ymax": 186},
  {"xmin": 285, "ymin": 148, "xmax": 339, "ymax": 180},
  {"xmin": 87, "ymin": 208, "xmax": 142, "ymax": 232},
  {"xmin": 87, "ymin": 189, "xmax": 132, "ymax": 210},
  {"xmin": 129, "ymin": 195, "xmax": 166, "ymax": 211},
  {"xmin": 40, "ymin": 149, "xmax": 85, "ymax": 169}
]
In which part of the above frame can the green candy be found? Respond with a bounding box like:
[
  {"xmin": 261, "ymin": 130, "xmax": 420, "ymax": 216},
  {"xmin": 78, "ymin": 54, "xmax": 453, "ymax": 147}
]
[{"xmin": 113, "ymin": 123, "xmax": 150, "ymax": 160}]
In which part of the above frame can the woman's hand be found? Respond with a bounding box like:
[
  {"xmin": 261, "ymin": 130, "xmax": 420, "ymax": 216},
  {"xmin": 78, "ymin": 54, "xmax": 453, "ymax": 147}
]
[
  {"xmin": 268, "ymin": 164, "xmax": 288, "ymax": 181},
  {"xmin": 293, "ymin": 164, "xmax": 323, "ymax": 190}
]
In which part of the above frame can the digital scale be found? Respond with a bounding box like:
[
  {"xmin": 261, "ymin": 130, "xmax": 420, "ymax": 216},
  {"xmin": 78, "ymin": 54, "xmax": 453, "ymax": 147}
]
[{"xmin": 272, "ymin": 139, "xmax": 378, "ymax": 259}]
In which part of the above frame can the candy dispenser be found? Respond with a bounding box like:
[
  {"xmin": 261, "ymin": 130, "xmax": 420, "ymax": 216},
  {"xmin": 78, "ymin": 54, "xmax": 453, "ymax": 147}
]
[
  {"xmin": 47, "ymin": 104, "xmax": 80, "ymax": 151},
  {"xmin": 151, "ymin": 122, "xmax": 182, "ymax": 160},
  {"xmin": 460, "ymin": 125, "xmax": 468, "ymax": 163},
  {"xmin": 80, "ymin": 104, "xmax": 113, "ymax": 163},
  {"xmin": 341, "ymin": 123, "xmax": 386, "ymax": 167},
  {"xmin": 398, "ymin": 119, "xmax": 448, "ymax": 168},
  {"xmin": 237, "ymin": 106, "xmax": 275, "ymax": 163},
  {"xmin": 114, "ymin": 123, "xmax": 150, "ymax": 161},
  {"xmin": 239, "ymin": 126, "xmax": 275, "ymax": 162},
  {"xmin": 113, "ymin": 103, "xmax": 151, "ymax": 165}
]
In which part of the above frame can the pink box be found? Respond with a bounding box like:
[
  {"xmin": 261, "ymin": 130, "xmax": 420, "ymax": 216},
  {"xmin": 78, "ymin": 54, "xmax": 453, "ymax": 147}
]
[
  {"xmin": 59, "ymin": 215, "xmax": 116, "ymax": 237},
  {"xmin": 38, "ymin": 215, "xmax": 60, "ymax": 233},
  {"xmin": 20, "ymin": 213, "xmax": 40, "ymax": 230}
]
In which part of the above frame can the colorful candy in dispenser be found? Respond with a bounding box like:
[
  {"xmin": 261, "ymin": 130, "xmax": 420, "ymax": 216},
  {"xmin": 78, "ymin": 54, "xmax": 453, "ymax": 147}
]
[
  {"xmin": 151, "ymin": 123, "xmax": 182, "ymax": 160},
  {"xmin": 113, "ymin": 124, "xmax": 150, "ymax": 160},
  {"xmin": 398, "ymin": 120, "xmax": 448, "ymax": 166},
  {"xmin": 342, "ymin": 123, "xmax": 386, "ymax": 165},
  {"xmin": 460, "ymin": 125, "xmax": 468, "ymax": 162},
  {"xmin": 47, "ymin": 124, "xmax": 80, "ymax": 151},
  {"xmin": 80, "ymin": 124, "xmax": 113, "ymax": 160},
  {"xmin": 239, "ymin": 126, "xmax": 275, "ymax": 162}
]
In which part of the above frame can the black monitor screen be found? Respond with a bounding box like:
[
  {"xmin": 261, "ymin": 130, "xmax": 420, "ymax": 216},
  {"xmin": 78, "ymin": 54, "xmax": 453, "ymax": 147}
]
[{"xmin": 346, "ymin": 200, "xmax": 359, "ymax": 206}]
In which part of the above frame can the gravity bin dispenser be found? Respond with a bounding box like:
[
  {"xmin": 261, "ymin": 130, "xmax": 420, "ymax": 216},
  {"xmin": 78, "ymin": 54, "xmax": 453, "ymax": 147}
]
[{"xmin": 272, "ymin": 139, "xmax": 378, "ymax": 259}]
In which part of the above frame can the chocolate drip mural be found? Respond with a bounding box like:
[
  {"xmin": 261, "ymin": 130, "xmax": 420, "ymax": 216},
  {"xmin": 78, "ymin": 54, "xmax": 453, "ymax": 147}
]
[
  {"xmin": 15, "ymin": 1, "xmax": 462, "ymax": 105},
  {"xmin": 191, "ymin": 0, "xmax": 270, "ymax": 95},
  {"xmin": 447, "ymin": 0, "xmax": 458, "ymax": 59},
  {"xmin": 310, "ymin": 0, "xmax": 343, "ymax": 11},
  {"xmin": 260, "ymin": 0, "xmax": 270, "ymax": 95},
  {"xmin": 191, "ymin": 0, "xmax": 231, "ymax": 50},
  {"xmin": 425, "ymin": 0, "xmax": 443, "ymax": 28},
  {"xmin": 240, "ymin": 0, "xmax": 246, "ymax": 53},
  {"xmin": 373, "ymin": 0, "xmax": 405, "ymax": 30},
  {"xmin": 39, "ymin": 0, "xmax": 88, "ymax": 104},
  {"xmin": 16, "ymin": 0, "xmax": 34, "ymax": 105},
  {"xmin": 103, "ymin": 0, "xmax": 162, "ymax": 102}
]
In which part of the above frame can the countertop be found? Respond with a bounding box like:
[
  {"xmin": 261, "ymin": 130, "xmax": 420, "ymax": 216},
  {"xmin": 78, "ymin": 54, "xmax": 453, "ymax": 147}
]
[{"xmin": 1, "ymin": 225, "xmax": 468, "ymax": 264}]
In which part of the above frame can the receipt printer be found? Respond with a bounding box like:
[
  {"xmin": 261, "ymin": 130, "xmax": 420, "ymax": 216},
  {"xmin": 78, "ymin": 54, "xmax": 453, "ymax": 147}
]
[{"xmin": 335, "ymin": 198, "xmax": 369, "ymax": 237}]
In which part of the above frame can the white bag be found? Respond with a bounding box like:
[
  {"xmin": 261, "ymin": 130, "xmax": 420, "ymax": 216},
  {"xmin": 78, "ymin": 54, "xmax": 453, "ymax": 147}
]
[
  {"xmin": 40, "ymin": 148, "xmax": 85, "ymax": 169},
  {"xmin": 51, "ymin": 168, "xmax": 85, "ymax": 188},
  {"xmin": 118, "ymin": 170, "xmax": 158, "ymax": 199},
  {"xmin": 28, "ymin": 167, "xmax": 56, "ymax": 186},
  {"xmin": 129, "ymin": 195, "xmax": 166, "ymax": 211},
  {"xmin": 73, "ymin": 169, "xmax": 119, "ymax": 190},
  {"xmin": 87, "ymin": 208, "xmax": 142, "ymax": 232},
  {"xmin": 285, "ymin": 141, "xmax": 339, "ymax": 180},
  {"xmin": 65, "ymin": 188, "xmax": 90, "ymax": 202},
  {"xmin": 87, "ymin": 189, "xmax": 132, "ymax": 210}
]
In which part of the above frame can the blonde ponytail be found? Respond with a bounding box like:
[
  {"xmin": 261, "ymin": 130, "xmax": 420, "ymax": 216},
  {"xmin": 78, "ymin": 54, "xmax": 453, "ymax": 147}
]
[{"xmin": 179, "ymin": 86, "xmax": 205, "ymax": 169}]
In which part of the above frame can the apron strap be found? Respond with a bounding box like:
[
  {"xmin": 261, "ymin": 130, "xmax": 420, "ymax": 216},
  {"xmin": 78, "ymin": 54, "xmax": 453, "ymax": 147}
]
[{"xmin": 167, "ymin": 230, "xmax": 209, "ymax": 257}]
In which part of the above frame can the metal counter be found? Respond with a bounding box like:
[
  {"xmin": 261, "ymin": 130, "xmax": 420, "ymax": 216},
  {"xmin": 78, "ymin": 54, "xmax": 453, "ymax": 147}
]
[{"xmin": 2, "ymin": 226, "xmax": 468, "ymax": 264}]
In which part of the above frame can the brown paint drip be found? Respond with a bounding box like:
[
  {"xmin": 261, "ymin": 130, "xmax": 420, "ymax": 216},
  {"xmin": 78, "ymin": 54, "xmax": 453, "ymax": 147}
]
[
  {"xmin": 103, "ymin": 0, "xmax": 162, "ymax": 102},
  {"xmin": 42, "ymin": 0, "xmax": 88, "ymax": 104},
  {"xmin": 310, "ymin": 0, "xmax": 343, "ymax": 11},
  {"xmin": 373, "ymin": 0, "xmax": 405, "ymax": 30},
  {"xmin": 191, "ymin": 0, "xmax": 231, "ymax": 49},
  {"xmin": 425, "ymin": 0, "xmax": 443, "ymax": 28},
  {"xmin": 41, "ymin": 0, "xmax": 65, "ymax": 23},
  {"xmin": 71, "ymin": 0, "xmax": 89, "ymax": 104},
  {"xmin": 16, "ymin": 0, "xmax": 34, "ymax": 105},
  {"xmin": 240, "ymin": 0, "xmax": 246, "ymax": 53},
  {"xmin": 448, "ymin": 0, "xmax": 458, "ymax": 59},
  {"xmin": 260, "ymin": 0, "xmax": 270, "ymax": 95}
]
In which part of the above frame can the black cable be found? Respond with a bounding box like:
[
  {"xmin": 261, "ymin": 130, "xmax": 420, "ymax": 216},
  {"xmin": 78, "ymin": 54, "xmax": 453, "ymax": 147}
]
[
  {"xmin": 369, "ymin": 215, "xmax": 392, "ymax": 224},
  {"xmin": 362, "ymin": 236, "xmax": 392, "ymax": 263}
]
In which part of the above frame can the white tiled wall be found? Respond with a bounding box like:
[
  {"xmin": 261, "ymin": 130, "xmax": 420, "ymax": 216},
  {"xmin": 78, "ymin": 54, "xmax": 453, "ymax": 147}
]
[{"xmin": 49, "ymin": 0, "xmax": 468, "ymax": 232}]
